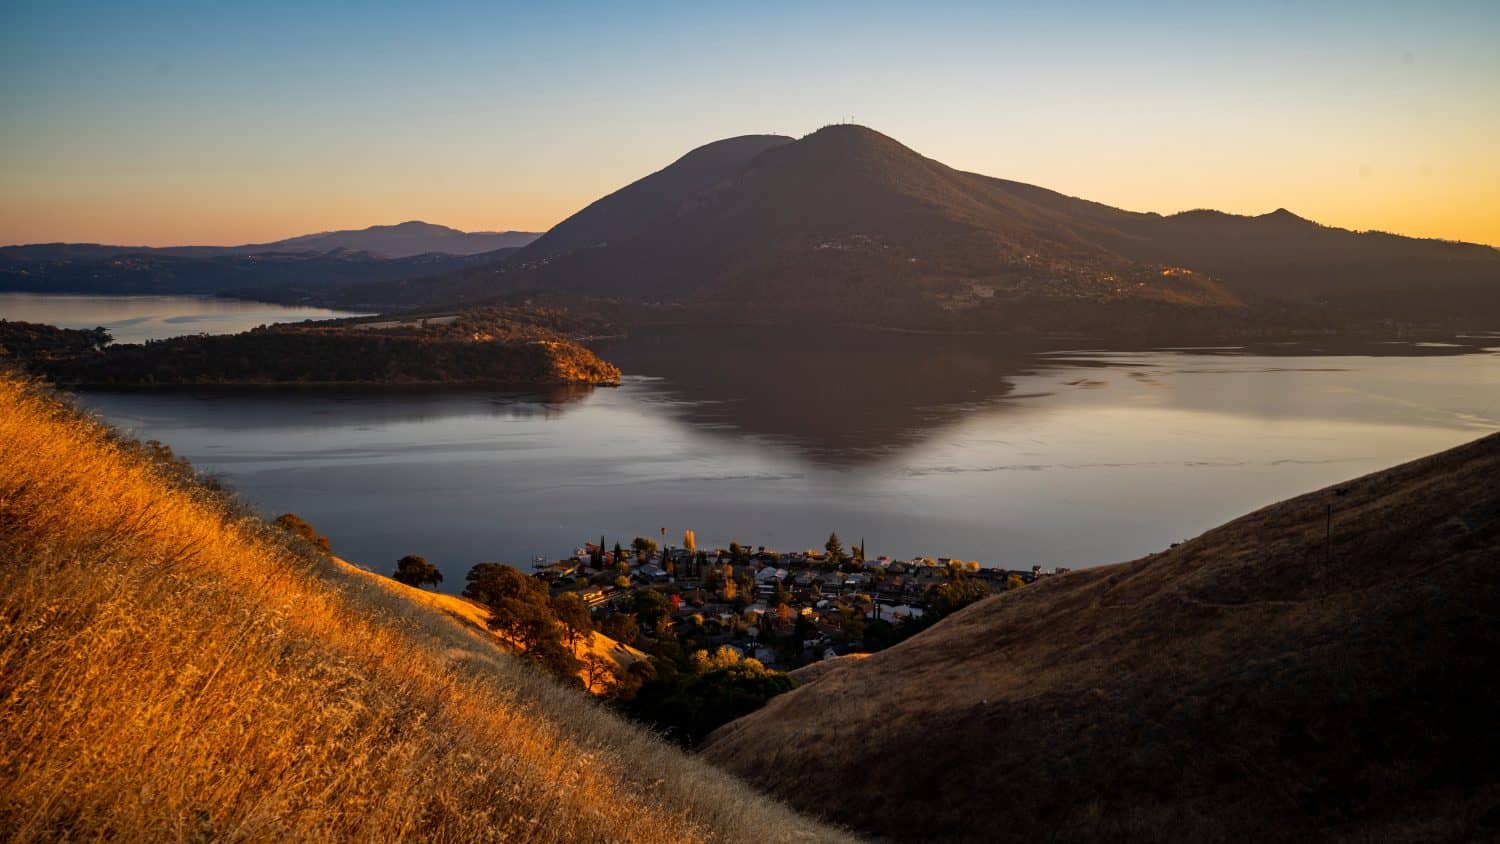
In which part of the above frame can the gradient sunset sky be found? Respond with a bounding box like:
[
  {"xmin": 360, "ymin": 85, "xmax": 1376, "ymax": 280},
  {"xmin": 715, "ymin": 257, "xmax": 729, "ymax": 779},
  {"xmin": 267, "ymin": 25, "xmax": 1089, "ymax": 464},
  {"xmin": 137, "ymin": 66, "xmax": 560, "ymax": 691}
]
[{"xmin": 2, "ymin": 1, "xmax": 1497, "ymax": 247}]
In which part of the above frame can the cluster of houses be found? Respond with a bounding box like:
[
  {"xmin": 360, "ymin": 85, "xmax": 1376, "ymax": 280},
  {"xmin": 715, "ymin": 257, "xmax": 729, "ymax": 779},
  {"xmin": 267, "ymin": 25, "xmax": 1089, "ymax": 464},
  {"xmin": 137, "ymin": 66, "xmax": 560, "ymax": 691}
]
[{"xmin": 532, "ymin": 539, "xmax": 1071, "ymax": 668}]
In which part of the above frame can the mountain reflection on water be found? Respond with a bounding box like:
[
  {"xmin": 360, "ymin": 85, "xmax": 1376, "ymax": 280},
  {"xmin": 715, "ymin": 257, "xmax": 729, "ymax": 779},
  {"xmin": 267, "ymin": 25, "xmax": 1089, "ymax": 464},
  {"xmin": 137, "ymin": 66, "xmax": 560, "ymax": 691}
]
[{"xmin": 596, "ymin": 329, "xmax": 1044, "ymax": 465}]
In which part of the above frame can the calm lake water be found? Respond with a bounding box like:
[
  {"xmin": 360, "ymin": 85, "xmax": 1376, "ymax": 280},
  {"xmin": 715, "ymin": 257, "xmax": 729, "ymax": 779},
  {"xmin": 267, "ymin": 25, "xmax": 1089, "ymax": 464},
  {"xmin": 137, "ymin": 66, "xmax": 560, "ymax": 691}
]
[
  {"xmin": 48, "ymin": 305, "xmax": 1497, "ymax": 591},
  {"xmin": 0, "ymin": 292, "xmax": 365, "ymax": 342}
]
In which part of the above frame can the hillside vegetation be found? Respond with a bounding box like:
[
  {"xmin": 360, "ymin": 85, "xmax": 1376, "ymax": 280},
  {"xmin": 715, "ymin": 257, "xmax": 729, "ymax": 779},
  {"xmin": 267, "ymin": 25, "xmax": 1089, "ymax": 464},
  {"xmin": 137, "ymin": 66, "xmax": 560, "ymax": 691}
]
[
  {"xmin": 0, "ymin": 306, "xmax": 621, "ymax": 387},
  {"xmin": 704, "ymin": 433, "xmax": 1500, "ymax": 841},
  {"xmin": 0, "ymin": 371, "xmax": 845, "ymax": 842}
]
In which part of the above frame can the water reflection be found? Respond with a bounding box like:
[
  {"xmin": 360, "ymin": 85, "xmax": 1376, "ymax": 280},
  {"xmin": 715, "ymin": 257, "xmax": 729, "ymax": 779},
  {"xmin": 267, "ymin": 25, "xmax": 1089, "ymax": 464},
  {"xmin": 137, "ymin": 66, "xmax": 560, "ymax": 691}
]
[
  {"xmin": 598, "ymin": 329, "xmax": 1043, "ymax": 465},
  {"xmin": 599, "ymin": 329, "xmax": 1499, "ymax": 467}
]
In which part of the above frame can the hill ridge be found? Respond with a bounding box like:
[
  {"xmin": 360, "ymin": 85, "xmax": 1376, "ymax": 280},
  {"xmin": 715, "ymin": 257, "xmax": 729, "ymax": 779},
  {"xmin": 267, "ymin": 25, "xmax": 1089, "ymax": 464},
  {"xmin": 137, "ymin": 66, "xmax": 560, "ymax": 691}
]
[{"xmin": 702, "ymin": 431, "xmax": 1500, "ymax": 841}]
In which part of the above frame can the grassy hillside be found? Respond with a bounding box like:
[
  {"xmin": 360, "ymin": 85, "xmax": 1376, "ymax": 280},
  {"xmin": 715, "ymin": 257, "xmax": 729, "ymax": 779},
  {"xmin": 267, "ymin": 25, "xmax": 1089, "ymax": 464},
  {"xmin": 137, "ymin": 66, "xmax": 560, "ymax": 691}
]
[
  {"xmin": 327, "ymin": 555, "xmax": 649, "ymax": 693},
  {"xmin": 0, "ymin": 371, "xmax": 847, "ymax": 842},
  {"xmin": 704, "ymin": 433, "xmax": 1500, "ymax": 842}
]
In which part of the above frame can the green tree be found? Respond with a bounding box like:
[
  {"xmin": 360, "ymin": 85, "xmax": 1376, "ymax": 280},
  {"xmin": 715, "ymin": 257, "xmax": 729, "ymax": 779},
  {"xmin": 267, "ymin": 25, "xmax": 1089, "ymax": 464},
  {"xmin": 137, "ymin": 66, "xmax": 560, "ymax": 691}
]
[
  {"xmin": 930, "ymin": 576, "xmax": 993, "ymax": 615},
  {"xmin": 492, "ymin": 597, "xmax": 562, "ymax": 654},
  {"xmin": 530, "ymin": 636, "xmax": 583, "ymax": 688},
  {"xmin": 632, "ymin": 536, "xmax": 659, "ymax": 558},
  {"xmin": 462, "ymin": 562, "xmax": 540, "ymax": 608},
  {"xmin": 392, "ymin": 554, "xmax": 443, "ymax": 589},
  {"xmin": 632, "ymin": 588, "xmax": 673, "ymax": 630},
  {"xmin": 550, "ymin": 592, "xmax": 594, "ymax": 650},
  {"xmin": 583, "ymin": 654, "xmax": 618, "ymax": 694},
  {"xmin": 600, "ymin": 612, "xmax": 640, "ymax": 645},
  {"xmin": 625, "ymin": 648, "xmax": 797, "ymax": 746},
  {"xmin": 463, "ymin": 563, "xmax": 574, "ymax": 679},
  {"xmin": 824, "ymin": 532, "xmax": 847, "ymax": 568}
]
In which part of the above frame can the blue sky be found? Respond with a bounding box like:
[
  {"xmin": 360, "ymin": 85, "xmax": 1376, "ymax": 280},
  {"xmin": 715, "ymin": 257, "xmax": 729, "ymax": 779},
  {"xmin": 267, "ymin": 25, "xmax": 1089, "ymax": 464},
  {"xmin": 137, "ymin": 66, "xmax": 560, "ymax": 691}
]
[{"xmin": 2, "ymin": 0, "xmax": 1497, "ymax": 245}]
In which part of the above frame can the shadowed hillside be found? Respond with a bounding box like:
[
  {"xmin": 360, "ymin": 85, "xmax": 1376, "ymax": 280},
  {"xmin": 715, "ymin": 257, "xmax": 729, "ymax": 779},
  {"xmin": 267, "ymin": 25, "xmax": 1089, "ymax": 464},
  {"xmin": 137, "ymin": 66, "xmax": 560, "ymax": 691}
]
[
  {"xmin": 356, "ymin": 126, "xmax": 1239, "ymax": 321},
  {"xmin": 517, "ymin": 134, "xmax": 793, "ymax": 261},
  {"xmin": 0, "ymin": 372, "xmax": 847, "ymax": 842},
  {"xmin": 1110, "ymin": 208, "xmax": 1500, "ymax": 318},
  {"xmin": 703, "ymin": 433, "xmax": 1500, "ymax": 842}
]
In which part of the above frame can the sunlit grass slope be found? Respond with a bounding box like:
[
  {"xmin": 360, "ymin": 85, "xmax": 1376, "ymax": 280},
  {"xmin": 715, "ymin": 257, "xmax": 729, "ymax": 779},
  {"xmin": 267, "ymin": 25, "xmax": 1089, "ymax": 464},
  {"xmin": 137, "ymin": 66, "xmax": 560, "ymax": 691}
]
[
  {"xmin": 327, "ymin": 555, "xmax": 649, "ymax": 693},
  {"xmin": 0, "ymin": 371, "xmax": 847, "ymax": 843}
]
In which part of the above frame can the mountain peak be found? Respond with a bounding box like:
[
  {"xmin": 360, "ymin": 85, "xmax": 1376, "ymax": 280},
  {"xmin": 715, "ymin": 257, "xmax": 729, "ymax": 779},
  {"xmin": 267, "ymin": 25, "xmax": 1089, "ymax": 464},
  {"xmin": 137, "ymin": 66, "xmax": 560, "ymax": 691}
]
[
  {"xmin": 1260, "ymin": 207, "xmax": 1309, "ymax": 224},
  {"xmin": 794, "ymin": 123, "xmax": 914, "ymax": 156}
]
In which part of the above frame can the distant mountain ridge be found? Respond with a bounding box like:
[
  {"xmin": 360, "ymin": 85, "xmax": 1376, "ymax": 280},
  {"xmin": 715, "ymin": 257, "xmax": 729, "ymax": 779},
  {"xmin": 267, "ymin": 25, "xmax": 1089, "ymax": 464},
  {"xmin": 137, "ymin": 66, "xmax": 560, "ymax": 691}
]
[
  {"xmin": 250, "ymin": 221, "xmax": 539, "ymax": 258},
  {"xmin": 1, "ymin": 221, "xmax": 540, "ymax": 261},
  {"xmin": 341, "ymin": 125, "xmax": 1500, "ymax": 327},
  {"xmin": 0, "ymin": 222, "xmax": 541, "ymax": 298}
]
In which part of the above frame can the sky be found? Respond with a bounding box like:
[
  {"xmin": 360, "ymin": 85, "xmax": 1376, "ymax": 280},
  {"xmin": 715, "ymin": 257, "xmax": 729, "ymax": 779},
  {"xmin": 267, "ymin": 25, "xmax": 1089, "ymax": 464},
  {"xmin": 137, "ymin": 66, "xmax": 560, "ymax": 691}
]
[{"xmin": 1, "ymin": 0, "xmax": 1497, "ymax": 247}]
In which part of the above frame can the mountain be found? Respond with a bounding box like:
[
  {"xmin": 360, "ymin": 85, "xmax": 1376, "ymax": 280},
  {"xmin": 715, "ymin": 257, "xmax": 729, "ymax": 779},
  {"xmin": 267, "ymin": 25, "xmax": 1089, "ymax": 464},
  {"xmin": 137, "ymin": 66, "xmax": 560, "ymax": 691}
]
[
  {"xmin": 519, "ymin": 134, "xmax": 793, "ymax": 260},
  {"xmin": 365, "ymin": 126, "xmax": 1238, "ymax": 321},
  {"xmin": 1110, "ymin": 208, "xmax": 1500, "ymax": 317},
  {"xmin": 0, "ymin": 223, "xmax": 542, "ymax": 298},
  {"xmin": 341, "ymin": 126, "xmax": 1500, "ymax": 328},
  {"xmin": 701, "ymin": 433, "xmax": 1500, "ymax": 841},
  {"xmin": 250, "ymin": 221, "xmax": 539, "ymax": 258},
  {"xmin": 0, "ymin": 371, "xmax": 844, "ymax": 842},
  {"xmin": 1, "ymin": 221, "xmax": 540, "ymax": 261}
]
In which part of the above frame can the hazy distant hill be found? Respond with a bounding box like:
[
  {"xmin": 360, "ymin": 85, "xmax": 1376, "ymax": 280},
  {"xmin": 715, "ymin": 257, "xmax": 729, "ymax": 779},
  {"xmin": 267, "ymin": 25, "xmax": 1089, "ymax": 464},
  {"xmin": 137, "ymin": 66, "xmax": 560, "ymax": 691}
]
[
  {"xmin": 341, "ymin": 126, "xmax": 1500, "ymax": 327},
  {"xmin": 251, "ymin": 221, "xmax": 538, "ymax": 258},
  {"xmin": 1110, "ymin": 208, "xmax": 1500, "ymax": 318},
  {"xmin": 0, "ymin": 248, "xmax": 510, "ymax": 297},
  {"xmin": 702, "ymin": 433, "xmax": 1500, "ymax": 841},
  {"xmin": 1, "ymin": 221, "xmax": 539, "ymax": 262},
  {"xmin": 0, "ymin": 223, "xmax": 540, "ymax": 298}
]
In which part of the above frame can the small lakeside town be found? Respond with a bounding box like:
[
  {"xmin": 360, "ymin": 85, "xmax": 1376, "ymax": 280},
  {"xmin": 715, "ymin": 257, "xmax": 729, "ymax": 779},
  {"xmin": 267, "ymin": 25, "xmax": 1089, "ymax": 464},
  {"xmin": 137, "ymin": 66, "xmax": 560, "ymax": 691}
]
[{"xmin": 530, "ymin": 531, "xmax": 1073, "ymax": 669}]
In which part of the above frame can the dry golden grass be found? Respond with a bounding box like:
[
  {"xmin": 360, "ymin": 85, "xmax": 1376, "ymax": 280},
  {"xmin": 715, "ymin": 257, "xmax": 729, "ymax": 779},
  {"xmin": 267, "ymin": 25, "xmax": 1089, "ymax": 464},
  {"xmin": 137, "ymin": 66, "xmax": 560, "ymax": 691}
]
[
  {"xmin": 325, "ymin": 556, "xmax": 648, "ymax": 693},
  {"xmin": 0, "ymin": 372, "xmax": 851, "ymax": 843},
  {"xmin": 784, "ymin": 653, "xmax": 869, "ymax": 686}
]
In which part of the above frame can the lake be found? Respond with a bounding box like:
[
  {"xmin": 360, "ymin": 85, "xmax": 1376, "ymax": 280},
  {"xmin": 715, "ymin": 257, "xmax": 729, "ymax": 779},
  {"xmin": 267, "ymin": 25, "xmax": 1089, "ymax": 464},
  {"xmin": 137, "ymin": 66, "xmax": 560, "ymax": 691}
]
[
  {"xmin": 0, "ymin": 292, "xmax": 366, "ymax": 342},
  {"xmin": 52, "ymin": 311, "xmax": 1498, "ymax": 591}
]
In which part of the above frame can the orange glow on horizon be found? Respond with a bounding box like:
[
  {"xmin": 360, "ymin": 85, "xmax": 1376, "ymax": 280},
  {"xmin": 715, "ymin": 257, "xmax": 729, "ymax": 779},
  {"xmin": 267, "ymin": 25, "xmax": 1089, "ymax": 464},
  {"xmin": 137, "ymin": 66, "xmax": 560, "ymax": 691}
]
[{"xmin": 2, "ymin": 154, "xmax": 1496, "ymax": 249}]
